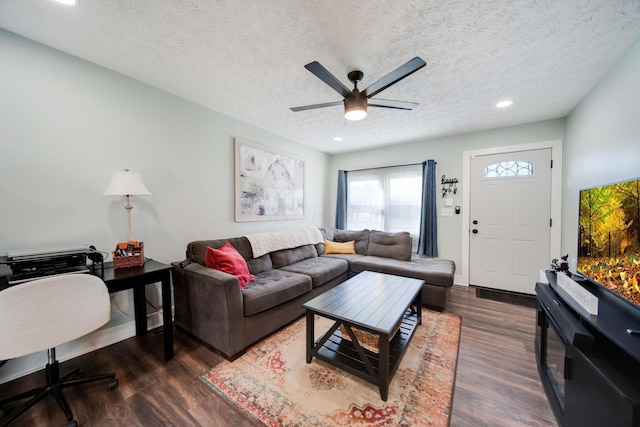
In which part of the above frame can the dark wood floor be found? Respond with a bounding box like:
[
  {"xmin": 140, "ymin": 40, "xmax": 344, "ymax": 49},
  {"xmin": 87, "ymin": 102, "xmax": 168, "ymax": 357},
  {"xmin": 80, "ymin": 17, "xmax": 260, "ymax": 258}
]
[
  {"xmin": 447, "ymin": 286, "xmax": 556, "ymax": 427},
  {"xmin": 0, "ymin": 285, "xmax": 556, "ymax": 426}
]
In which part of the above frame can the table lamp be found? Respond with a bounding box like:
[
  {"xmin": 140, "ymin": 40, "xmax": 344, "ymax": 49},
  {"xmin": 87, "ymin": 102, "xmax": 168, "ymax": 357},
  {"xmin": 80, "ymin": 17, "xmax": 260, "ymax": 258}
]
[{"xmin": 104, "ymin": 169, "xmax": 151, "ymax": 241}]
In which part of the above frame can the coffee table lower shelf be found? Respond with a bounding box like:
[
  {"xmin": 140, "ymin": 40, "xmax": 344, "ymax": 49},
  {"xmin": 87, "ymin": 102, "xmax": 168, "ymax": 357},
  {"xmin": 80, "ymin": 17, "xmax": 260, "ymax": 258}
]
[{"xmin": 308, "ymin": 309, "xmax": 420, "ymax": 401}]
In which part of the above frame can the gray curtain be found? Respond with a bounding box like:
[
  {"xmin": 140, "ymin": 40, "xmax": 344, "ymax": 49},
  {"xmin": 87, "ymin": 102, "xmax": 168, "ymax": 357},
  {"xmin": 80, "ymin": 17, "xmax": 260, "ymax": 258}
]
[
  {"xmin": 417, "ymin": 160, "xmax": 438, "ymax": 256},
  {"xmin": 335, "ymin": 170, "xmax": 347, "ymax": 229}
]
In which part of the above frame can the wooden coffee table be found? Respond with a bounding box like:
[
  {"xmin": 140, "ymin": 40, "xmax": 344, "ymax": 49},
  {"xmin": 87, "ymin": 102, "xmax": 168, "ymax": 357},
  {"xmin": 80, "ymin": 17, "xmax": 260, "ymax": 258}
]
[{"xmin": 302, "ymin": 270, "xmax": 424, "ymax": 401}]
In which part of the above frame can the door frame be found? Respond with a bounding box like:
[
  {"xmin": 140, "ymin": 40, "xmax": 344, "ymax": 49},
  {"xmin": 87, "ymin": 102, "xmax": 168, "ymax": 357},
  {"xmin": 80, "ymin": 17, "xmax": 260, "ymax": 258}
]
[{"xmin": 460, "ymin": 139, "xmax": 563, "ymax": 286}]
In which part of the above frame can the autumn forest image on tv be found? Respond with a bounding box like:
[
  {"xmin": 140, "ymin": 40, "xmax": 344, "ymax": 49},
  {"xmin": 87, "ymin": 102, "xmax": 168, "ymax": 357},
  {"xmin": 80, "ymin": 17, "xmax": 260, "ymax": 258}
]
[{"xmin": 579, "ymin": 178, "xmax": 640, "ymax": 306}]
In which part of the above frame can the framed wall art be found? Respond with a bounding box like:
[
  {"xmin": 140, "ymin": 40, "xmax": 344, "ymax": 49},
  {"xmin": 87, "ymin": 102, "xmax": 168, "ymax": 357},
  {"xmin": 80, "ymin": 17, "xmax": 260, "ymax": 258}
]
[{"xmin": 234, "ymin": 138, "xmax": 305, "ymax": 221}]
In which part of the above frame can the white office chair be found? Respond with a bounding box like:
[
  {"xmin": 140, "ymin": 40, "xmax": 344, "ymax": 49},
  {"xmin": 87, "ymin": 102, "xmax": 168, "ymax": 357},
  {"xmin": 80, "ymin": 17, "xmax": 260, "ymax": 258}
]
[{"xmin": 0, "ymin": 274, "xmax": 118, "ymax": 427}]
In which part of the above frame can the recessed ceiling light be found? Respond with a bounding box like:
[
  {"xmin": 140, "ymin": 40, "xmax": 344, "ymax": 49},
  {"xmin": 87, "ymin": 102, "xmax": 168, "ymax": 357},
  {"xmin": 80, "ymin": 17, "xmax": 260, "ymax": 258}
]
[
  {"xmin": 54, "ymin": 0, "xmax": 78, "ymax": 5},
  {"xmin": 334, "ymin": 137, "xmax": 343, "ymax": 141},
  {"xmin": 496, "ymin": 100, "xmax": 513, "ymax": 108}
]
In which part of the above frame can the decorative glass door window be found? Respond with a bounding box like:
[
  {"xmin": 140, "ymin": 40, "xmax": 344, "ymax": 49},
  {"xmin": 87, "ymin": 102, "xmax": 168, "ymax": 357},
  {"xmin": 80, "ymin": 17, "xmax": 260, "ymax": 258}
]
[{"xmin": 484, "ymin": 161, "xmax": 533, "ymax": 178}]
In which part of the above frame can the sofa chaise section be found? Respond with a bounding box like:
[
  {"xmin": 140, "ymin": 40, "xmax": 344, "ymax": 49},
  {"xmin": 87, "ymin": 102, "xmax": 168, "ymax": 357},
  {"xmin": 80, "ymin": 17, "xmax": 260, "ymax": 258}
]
[
  {"xmin": 319, "ymin": 228, "xmax": 456, "ymax": 311},
  {"xmin": 350, "ymin": 256, "xmax": 455, "ymax": 311}
]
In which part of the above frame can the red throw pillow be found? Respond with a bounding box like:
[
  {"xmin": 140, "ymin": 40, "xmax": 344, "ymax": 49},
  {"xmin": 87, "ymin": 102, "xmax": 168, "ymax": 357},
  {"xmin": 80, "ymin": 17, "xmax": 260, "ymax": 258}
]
[{"xmin": 204, "ymin": 241, "xmax": 255, "ymax": 290}]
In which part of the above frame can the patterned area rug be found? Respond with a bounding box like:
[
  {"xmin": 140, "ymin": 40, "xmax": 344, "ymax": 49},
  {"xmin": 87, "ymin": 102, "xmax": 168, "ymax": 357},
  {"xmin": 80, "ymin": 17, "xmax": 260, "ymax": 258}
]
[{"xmin": 201, "ymin": 309, "xmax": 461, "ymax": 426}]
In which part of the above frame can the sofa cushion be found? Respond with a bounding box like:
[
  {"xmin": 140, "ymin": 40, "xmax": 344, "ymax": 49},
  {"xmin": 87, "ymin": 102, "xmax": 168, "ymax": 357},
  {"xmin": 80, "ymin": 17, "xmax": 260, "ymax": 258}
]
[
  {"xmin": 324, "ymin": 240, "xmax": 356, "ymax": 254},
  {"xmin": 350, "ymin": 257, "xmax": 455, "ymax": 287},
  {"xmin": 188, "ymin": 237, "xmax": 253, "ymax": 266},
  {"xmin": 204, "ymin": 243, "xmax": 255, "ymax": 290},
  {"xmin": 367, "ymin": 230, "xmax": 411, "ymax": 261},
  {"xmin": 316, "ymin": 228, "xmax": 333, "ymax": 255},
  {"xmin": 242, "ymin": 269, "xmax": 312, "ymax": 316},
  {"xmin": 270, "ymin": 244, "xmax": 318, "ymax": 269},
  {"xmin": 321, "ymin": 253, "xmax": 366, "ymax": 266},
  {"xmin": 246, "ymin": 254, "xmax": 273, "ymax": 275},
  {"xmin": 280, "ymin": 257, "xmax": 348, "ymax": 288},
  {"xmin": 334, "ymin": 229, "xmax": 370, "ymax": 254},
  {"xmin": 319, "ymin": 227, "xmax": 336, "ymax": 241}
]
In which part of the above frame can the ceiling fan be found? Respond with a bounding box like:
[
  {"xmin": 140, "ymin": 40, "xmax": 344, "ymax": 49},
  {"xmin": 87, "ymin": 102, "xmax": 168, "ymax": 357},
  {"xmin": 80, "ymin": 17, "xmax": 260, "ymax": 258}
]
[{"xmin": 290, "ymin": 57, "xmax": 426, "ymax": 121}]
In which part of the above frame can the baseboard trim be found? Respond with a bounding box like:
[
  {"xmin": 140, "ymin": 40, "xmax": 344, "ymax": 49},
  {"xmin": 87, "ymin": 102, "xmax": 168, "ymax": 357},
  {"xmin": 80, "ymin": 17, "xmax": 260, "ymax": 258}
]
[
  {"xmin": 0, "ymin": 311, "xmax": 165, "ymax": 385},
  {"xmin": 475, "ymin": 286, "xmax": 537, "ymax": 308}
]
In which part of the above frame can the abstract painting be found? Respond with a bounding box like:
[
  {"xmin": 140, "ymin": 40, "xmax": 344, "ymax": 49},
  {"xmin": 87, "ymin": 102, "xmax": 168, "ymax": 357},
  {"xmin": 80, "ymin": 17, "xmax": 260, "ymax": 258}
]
[{"xmin": 235, "ymin": 138, "xmax": 305, "ymax": 221}]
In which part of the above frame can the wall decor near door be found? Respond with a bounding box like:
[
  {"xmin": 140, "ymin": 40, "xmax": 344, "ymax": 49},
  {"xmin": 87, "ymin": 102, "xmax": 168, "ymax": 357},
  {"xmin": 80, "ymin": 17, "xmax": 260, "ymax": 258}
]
[{"xmin": 235, "ymin": 138, "xmax": 305, "ymax": 221}]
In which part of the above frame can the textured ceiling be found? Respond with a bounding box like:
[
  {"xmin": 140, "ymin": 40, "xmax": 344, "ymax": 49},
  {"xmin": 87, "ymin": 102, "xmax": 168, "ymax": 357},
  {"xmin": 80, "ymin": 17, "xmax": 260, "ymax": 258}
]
[{"xmin": 1, "ymin": 0, "xmax": 639, "ymax": 154}]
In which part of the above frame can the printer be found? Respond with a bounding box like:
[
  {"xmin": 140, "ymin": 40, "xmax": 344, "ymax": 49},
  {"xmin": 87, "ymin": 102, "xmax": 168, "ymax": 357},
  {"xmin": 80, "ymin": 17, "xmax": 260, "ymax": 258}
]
[{"xmin": 0, "ymin": 247, "xmax": 90, "ymax": 287}]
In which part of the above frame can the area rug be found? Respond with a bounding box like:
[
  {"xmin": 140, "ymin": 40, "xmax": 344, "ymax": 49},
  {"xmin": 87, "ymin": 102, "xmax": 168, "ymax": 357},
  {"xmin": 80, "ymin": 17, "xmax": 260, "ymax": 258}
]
[{"xmin": 200, "ymin": 309, "xmax": 461, "ymax": 426}]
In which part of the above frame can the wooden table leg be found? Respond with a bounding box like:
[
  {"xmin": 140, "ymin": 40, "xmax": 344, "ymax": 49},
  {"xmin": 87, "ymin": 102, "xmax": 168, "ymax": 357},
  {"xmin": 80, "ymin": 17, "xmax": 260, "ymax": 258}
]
[
  {"xmin": 161, "ymin": 271, "xmax": 174, "ymax": 361},
  {"xmin": 416, "ymin": 288, "xmax": 423, "ymax": 325},
  {"xmin": 132, "ymin": 285, "xmax": 147, "ymax": 336},
  {"xmin": 306, "ymin": 310, "xmax": 314, "ymax": 363},
  {"xmin": 379, "ymin": 332, "xmax": 390, "ymax": 401}
]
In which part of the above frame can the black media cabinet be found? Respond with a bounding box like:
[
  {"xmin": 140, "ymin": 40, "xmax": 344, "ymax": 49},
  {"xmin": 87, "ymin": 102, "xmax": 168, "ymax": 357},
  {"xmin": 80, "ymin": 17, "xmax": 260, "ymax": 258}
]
[{"xmin": 536, "ymin": 272, "xmax": 640, "ymax": 427}]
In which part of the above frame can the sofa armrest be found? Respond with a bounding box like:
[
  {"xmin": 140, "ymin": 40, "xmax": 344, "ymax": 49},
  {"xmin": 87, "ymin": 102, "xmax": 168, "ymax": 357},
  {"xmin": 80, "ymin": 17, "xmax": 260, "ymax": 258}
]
[{"xmin": 171, "ymin": 262, "xmax": 245, "ymax": 358}]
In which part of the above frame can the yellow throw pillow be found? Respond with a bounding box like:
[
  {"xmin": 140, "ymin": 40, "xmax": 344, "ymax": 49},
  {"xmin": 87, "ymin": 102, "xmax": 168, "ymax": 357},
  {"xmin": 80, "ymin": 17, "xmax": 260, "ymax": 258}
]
[{"xmin": 324, "ymin": 240, "xmax": 356, "ymax": 254}]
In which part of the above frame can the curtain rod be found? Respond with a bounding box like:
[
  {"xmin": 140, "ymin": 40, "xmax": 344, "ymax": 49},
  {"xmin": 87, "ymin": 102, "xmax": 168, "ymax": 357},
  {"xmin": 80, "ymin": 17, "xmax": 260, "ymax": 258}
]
[{"xmin": 346, "ymin": 161, "xmax": 435, "ymax": 173}]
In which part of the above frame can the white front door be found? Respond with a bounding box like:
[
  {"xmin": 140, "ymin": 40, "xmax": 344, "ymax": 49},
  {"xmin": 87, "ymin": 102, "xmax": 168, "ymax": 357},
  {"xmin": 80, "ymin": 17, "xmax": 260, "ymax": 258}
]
[{"xmin": 469, "ymin": 148, "xmax": 552, "ymax": 294}]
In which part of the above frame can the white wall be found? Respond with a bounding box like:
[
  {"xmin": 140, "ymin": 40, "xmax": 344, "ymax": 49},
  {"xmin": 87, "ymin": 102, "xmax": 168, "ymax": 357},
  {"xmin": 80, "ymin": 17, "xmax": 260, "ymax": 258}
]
[
  {"xmin": 0, "ymin": 29, "xmax": 329, "ymax": 382},
  {"xmin": 329, "ymin": 119, "xmax": 566, "ymax": 283},
  {"xmin": 0, "ymin": 29, "xmax": 330, "ymax": 261},
  {"xmin": 563, "ymin": 38, "xmax": 640, "ymax": 258}
]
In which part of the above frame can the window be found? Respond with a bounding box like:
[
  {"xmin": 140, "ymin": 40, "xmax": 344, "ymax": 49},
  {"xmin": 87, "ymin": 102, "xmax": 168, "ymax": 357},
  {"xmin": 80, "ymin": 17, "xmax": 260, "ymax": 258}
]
[
  {"xmin": 484, "ymin": 160, "xmax": 533, "ymax": 178},
  {"xmin": 346, "ymin": 164, "xmax": 422, "ymax": 236}
]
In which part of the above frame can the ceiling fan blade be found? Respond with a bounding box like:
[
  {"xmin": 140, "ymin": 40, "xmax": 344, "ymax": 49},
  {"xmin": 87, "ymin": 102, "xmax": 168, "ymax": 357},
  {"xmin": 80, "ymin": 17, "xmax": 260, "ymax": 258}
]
[
  {"xmin": 305, "ymin": 61, "xmax": 353, "ymax": 98},
  {"xmin": 362, "ymin": 57, "xmax": 426, "ymax": 98},
  {"xmin": 368, "ymin": 99, "xmax": 419, "ymax": 110},
  {"xmin": 290, "ymin": 100, "xmax": 343, "ymax": 112}
]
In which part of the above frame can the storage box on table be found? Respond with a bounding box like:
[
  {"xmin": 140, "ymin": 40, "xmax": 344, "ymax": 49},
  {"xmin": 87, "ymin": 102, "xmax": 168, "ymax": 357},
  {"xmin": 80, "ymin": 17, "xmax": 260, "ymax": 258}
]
[{"xmin": 112, "ymin": 241, "xmax": 144, "ymax": 269}]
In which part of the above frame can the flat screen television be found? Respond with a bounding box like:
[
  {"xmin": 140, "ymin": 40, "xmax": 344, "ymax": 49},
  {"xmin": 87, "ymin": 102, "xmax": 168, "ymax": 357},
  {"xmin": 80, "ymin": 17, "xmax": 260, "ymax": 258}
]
[{"xmin": 578, "ymin": 177, "xmax": 640, "ymax": 308}]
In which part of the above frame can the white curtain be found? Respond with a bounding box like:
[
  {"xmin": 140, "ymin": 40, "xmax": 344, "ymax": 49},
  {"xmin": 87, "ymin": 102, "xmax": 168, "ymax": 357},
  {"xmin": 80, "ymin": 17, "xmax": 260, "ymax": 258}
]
[{"xmin": 346, "ymin": 164, "xmax": 422, "ymax": 239}]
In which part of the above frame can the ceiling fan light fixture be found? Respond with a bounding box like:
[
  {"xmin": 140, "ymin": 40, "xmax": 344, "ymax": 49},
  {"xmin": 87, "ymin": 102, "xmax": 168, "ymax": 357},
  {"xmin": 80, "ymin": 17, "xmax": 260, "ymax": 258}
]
[
  {"xmin": 344, "ymin": 108, "xmax": 367, "ymax": 121},
  {"xmin": 344, "ymin": 93, "xmax": 368, "ymax": 121},
  {"xmin": 291, "ymin": 57, "xmax": 425, "ymax": 121}
]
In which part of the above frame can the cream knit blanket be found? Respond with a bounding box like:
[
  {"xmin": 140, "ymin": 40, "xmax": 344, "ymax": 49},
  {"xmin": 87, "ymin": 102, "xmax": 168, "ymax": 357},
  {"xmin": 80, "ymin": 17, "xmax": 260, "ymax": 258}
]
[{"xmin": 245, "ymin": 227, "xmax": 324, "ymax": 258}]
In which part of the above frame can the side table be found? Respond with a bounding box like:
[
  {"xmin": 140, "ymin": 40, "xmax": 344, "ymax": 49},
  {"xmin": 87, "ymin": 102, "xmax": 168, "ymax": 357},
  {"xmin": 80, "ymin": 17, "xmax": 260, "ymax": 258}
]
[{"xmin": 93, "ymin": 259, "xmax": 174, "ymax": 362}]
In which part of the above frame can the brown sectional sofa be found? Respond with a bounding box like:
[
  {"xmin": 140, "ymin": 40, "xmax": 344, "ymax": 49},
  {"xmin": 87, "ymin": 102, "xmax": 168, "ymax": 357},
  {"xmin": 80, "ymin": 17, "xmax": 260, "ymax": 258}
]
[{"xmin": 171, "ymin": 228, "xmax": 455, "ymax": 360}]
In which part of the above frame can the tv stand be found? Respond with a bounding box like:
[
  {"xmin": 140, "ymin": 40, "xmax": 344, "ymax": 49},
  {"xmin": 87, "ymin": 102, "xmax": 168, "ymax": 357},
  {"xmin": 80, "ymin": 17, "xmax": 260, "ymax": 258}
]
[{"xmin": 536, "ymin": 272, "xmax": 640, "ymax": 427}]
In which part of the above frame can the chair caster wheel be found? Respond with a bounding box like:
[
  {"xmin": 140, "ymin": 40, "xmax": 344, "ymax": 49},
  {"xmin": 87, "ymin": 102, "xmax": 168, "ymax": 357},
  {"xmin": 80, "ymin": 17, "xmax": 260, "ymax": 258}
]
[
  {"xmin": 108, "ymin": 379, "xmax": 118, "ymax": 391},
  {"xmin": 65, "ymin": 419, "xmax": 78, "ymax": 427}
]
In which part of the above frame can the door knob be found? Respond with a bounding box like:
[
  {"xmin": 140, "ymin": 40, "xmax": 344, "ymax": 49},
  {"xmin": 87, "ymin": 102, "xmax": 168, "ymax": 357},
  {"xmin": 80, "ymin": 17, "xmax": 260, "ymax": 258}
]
[
  {"xmin": 472, "ymin": 229, "xmax": 478, "ymax": 234},
  {"xmin": 472, "ymin": 220, "xmax": 478, "ymax": 225}
]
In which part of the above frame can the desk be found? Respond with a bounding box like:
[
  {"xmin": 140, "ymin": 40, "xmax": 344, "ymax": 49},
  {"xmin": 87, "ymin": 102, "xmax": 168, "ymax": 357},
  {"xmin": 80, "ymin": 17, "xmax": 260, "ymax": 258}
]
[
  {"xmin": 0, "ymin": 257, "xmax": 174, "ymax": 362},
  {"xmin": 93, "ymin": 259, "xmax": 174, "ymax": 362}
]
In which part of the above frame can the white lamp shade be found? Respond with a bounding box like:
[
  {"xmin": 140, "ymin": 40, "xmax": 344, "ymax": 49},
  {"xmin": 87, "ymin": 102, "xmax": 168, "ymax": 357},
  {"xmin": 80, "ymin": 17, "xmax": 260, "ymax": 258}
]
[{"xmin": 104, "ymin": 170, "xmax": 151, "ymax": 196}]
